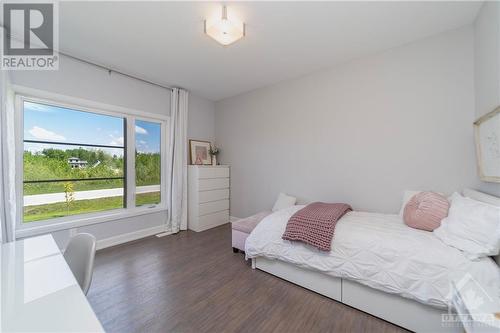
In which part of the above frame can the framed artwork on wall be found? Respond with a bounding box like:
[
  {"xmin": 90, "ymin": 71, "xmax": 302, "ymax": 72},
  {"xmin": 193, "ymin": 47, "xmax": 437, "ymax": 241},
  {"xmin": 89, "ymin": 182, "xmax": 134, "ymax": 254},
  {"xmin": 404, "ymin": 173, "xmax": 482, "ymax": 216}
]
[
  {"xmin": 474, "ymin": 106, "xmax": 500, "ymax": 183},
  {"xmin": 189, "ymin": 139, "xmax": 212, "ymax": 165}
]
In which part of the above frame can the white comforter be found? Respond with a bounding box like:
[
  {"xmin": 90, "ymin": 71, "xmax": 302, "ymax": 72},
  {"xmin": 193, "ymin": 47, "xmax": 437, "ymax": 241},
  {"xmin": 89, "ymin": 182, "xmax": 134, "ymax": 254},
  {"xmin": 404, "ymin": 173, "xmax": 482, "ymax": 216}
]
[{"xmin": 245, "ymin": 205, "xmax": 500, "ymax": 308}]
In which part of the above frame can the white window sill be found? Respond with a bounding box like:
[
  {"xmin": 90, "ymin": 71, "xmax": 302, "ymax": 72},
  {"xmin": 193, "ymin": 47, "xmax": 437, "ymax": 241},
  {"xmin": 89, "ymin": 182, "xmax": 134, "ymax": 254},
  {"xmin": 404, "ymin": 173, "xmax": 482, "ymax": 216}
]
[{"xmin": 16, "ymin": 206, "xmax": 169, "ymax": 239}]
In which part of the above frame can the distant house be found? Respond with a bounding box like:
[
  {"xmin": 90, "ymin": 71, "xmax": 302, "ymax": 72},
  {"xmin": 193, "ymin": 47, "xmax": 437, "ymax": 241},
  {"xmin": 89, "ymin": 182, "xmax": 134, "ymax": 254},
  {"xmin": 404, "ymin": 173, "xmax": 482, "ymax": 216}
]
[{"xmin": 68, "ymin": 157, "xmax": 88, "ymax": 169}]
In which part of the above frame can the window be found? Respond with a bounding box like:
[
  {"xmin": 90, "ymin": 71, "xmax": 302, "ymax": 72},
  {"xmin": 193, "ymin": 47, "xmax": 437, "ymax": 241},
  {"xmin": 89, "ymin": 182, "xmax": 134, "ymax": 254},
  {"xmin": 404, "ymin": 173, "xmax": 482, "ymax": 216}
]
[
  {"xmin": 135, "ymin": 120, "xmax": 161, "ymax": 207},
  {"xmin": 20, "ymin": 97, "xmax": 167, "ymax": 227}
]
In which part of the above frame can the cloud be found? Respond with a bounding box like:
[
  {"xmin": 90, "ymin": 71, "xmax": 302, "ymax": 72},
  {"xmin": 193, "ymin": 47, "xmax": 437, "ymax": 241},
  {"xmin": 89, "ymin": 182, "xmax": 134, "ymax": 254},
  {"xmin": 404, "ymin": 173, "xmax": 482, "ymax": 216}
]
[
  {"xmin": 135, "ymin": 125, "xmax": 148, "ymax": 135},
  {"xmin": 24, "ymin": 143, "xmax": 45, "ymax": 153},
  {"xmin": 108, "ymin": 148, "xmax": 124, "ymax": 157},
  {"xmin": 109, "ymin": 136, "xmax": 124, "ymax": 146},
  {"xmin": 136, "ymin": 140, "xmax": 149, "ymax": 153},
  {"xmin": 28, "ymin": 126, "xmax": 66, "ymax": 141}
]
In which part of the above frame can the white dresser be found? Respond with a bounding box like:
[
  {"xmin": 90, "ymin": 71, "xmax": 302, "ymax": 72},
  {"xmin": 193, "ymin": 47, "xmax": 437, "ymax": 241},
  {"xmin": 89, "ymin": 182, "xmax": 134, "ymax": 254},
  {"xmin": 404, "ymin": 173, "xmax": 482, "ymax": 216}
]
[{"xmin": 188, "ymin": 165, "xmax": 230, "ymax": 232}]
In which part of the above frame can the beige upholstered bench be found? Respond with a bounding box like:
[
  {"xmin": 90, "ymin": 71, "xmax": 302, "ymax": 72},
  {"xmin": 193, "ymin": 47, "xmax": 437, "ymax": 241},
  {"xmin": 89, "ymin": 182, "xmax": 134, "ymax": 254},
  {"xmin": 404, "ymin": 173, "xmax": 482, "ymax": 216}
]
[{"xmin": 231, "ymin": 211, "xmax": 272, "ymax": 253}]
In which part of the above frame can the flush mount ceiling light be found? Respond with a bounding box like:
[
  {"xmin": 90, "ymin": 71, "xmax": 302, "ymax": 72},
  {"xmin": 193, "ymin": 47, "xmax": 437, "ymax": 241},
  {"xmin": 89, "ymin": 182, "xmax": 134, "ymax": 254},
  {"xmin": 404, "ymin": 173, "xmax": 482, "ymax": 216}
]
[{"xmin": 204, "ymin": 5, "xmax": 245, "ymax": 46}]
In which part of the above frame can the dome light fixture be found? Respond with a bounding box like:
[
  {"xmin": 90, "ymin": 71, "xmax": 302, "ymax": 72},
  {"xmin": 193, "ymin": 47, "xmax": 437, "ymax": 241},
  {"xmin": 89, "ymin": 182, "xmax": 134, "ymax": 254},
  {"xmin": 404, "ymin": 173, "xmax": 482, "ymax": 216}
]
[{"xmin": 204, "ymin": 5, "xmax": 245, "ymax": 46}]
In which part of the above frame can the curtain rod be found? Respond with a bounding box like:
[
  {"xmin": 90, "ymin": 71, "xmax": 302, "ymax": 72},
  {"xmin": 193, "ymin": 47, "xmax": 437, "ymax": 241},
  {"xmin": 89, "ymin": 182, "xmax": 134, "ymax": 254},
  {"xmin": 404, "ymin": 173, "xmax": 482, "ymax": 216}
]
[
  {"xmin": 60, "ymin": 52, "xmax": 175, "ymax": 92},
  {"xmin": 0, "ymin": 24, "xmax": 174, "ymax": 92}
]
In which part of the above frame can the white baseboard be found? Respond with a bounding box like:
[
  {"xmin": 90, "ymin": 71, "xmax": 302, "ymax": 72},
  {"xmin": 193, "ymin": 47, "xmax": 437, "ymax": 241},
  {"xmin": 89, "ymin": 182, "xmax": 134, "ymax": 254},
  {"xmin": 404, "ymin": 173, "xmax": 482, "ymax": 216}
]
[
  {"xmin": 96, "ymin": 225, "xmax": 169, "ymax": 250},
  {"xmin": 155, "ymin": 231, "xmax": 173, "ymax": 238},
  {"xmin": 229, "ymin": 216, "xmax": 241, "ymax": 223}
]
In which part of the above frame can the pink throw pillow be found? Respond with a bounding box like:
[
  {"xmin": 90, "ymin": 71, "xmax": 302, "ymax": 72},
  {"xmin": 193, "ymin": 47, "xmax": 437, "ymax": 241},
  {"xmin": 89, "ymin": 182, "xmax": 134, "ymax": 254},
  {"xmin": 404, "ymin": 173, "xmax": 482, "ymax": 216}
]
[{"xmin": 403, "ymin": 192, "xmax": 449, "ymax": 231}]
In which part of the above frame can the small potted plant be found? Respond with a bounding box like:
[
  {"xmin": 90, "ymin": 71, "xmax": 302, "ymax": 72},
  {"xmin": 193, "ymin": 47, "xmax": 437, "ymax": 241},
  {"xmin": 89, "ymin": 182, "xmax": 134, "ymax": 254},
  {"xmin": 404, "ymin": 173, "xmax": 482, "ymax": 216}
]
[{"xmin": 209, "ymin": 145, "xmax": 220, "ymax": 166}]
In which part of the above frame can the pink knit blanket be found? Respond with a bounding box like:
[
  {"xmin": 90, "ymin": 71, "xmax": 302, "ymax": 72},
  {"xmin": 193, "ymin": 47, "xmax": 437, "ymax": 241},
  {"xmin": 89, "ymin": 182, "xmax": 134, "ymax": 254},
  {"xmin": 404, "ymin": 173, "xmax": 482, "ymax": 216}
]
[{"xmin": 282, "ymin": 202, "xmax": 352, "ymax": 251}]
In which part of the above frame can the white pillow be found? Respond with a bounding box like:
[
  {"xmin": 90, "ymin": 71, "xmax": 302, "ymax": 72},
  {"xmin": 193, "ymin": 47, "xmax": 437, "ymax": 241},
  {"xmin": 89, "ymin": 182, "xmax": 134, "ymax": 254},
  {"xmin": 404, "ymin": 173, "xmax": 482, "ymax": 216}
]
[
  {"xmin": 433, "ymin": 192, "xmax": 500, "ymax": 259},
  {"xmin": 463, "ymin": 188, "xmax": 500, "ymax": 207},
  {"xmin": 272, "ymin": 193, "xmax": 297, "ymax": 212},
  {"xmin": 463, "ymin": 189, "xmax": 500, "ymax": 266}
]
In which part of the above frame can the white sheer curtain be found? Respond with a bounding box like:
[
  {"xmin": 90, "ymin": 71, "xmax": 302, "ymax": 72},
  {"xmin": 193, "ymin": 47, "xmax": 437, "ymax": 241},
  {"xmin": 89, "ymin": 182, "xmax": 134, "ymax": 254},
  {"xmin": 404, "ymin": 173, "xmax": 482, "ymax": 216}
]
[
  {"xmin": 0, "ymin": 71, "xmax": 17, "ymax": 243},
  {"xmin": 168, "ymin": 88, "xmax": 188, "ymax": 233}
]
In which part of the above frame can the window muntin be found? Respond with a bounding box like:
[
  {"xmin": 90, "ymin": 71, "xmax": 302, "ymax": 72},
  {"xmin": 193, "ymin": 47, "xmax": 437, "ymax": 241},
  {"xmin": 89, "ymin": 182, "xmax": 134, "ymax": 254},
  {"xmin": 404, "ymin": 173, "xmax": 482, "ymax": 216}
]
[
  {"xmin": 23, "ymin": 101, "xmax": 126, "ymax": 223},
  {"xmin": 135, "ymin": 120, "xmax": 161, "ymax": 207}
]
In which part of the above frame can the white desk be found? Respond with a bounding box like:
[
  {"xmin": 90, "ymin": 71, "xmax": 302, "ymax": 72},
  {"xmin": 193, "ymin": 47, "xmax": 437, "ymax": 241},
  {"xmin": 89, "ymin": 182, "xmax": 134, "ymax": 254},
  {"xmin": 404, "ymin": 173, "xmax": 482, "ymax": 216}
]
[{"xmin": 1, "ymin": 235, "xmax": 104, "ymax": 332}]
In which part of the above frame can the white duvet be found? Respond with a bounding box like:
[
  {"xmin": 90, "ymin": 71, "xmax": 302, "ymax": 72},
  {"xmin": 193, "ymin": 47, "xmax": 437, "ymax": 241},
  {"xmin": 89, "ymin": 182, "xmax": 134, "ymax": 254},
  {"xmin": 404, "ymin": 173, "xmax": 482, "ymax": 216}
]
[{"xmin": 245, "ymin": 205, "xmax": 500, "ymax": 308}]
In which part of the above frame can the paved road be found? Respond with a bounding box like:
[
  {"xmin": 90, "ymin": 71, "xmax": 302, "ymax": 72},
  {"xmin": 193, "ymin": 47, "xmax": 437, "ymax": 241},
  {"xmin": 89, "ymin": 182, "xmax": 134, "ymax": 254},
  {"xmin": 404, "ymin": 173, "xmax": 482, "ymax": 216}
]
[{"xmin": 24, "ymin": 185, "xmax": 161, "ymax": 206}]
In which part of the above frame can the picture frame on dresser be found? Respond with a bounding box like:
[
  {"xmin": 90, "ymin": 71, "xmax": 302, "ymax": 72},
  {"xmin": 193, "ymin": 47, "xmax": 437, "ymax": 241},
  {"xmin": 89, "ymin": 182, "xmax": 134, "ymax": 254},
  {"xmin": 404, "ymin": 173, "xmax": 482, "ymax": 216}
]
[{"xmin": 189, "ymin": 139, "xmax": 212, "ymax": 165}]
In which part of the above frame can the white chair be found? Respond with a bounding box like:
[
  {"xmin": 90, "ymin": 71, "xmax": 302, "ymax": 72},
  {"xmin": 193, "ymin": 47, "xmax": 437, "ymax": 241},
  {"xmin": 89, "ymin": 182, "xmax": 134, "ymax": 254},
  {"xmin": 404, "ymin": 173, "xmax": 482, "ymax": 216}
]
[{"xmin": 64, "ymin": 233, "xmax": 96, "ymax": 295}]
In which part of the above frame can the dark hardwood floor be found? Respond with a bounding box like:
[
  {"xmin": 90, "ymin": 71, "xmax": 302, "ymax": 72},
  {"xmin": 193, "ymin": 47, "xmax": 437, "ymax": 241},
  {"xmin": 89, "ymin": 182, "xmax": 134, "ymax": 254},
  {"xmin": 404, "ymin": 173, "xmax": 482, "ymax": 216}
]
[{"xmin": 87, "ymin": 224, "xmax": 408, "ymax": 333}]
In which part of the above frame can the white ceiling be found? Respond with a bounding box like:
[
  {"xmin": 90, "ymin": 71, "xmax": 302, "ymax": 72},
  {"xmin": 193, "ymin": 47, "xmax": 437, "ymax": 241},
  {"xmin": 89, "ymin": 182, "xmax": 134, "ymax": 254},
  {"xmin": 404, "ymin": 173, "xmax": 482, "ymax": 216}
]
[{"xmin": 55, "ymin": 2, "xmax": 481, "ymax": 100}]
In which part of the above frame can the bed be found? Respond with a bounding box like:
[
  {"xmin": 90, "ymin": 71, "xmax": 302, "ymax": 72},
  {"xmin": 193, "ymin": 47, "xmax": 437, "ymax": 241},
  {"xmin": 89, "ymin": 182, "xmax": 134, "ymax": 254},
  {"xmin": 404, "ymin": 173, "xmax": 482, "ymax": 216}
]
[{"xmin": 245, "ymin": 205, "xmax": 500, "ymax": 332}]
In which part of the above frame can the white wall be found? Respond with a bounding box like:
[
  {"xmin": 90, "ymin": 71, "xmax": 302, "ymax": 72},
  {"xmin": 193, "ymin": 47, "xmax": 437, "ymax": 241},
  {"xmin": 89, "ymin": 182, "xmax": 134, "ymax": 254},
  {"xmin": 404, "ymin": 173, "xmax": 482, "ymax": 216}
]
[
  {"xmin": 188, "ymin": 94, "xmax": 215, "ymax": 143},
  {"xmin": 10, "ymin": 55, "xmax": 170, "ymax": 116},
  {"xmin": 188, "ymin": 93, "xmax": 216, "ymax": 165},
  {"xmin": 474, "ymin": 2, "xmax": 500, "ymax": 197},
  {"xmin": 9, "ymin": 54, "xmax": 215, "ymax": 248},
  {"xmin": 215, "ymin": 27, "xmax": 481, "ymax": 218},
  {"xmin": 475, "ymin": 1, "xmax": 500, "ymax": 119}
]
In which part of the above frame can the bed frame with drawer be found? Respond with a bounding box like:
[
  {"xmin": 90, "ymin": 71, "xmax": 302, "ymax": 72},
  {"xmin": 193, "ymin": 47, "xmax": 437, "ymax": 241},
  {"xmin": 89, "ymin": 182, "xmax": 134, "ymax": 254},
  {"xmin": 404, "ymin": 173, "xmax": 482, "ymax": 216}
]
[{"xmin": 252, "ymin": 256, "xmax": 500, "ymax": 332}]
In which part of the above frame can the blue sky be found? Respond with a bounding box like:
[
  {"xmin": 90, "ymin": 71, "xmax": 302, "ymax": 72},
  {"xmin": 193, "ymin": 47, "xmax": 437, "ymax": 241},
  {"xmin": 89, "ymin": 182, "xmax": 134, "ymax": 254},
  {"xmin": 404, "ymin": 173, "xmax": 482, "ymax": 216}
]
[
  {"xmin": 23, "ymin": 101, "xmax": 161, "ymax": 155},
  {"xmin": 135, "ymin": 119, "xmax": 161, "ymax": 153}
]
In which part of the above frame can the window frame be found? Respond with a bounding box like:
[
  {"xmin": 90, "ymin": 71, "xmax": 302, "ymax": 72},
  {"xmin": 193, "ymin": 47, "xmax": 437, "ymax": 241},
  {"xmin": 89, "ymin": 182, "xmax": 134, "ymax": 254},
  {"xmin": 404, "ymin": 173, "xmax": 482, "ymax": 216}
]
[
  {"xmin": 15, "ymin": 90, "xmax": 169, "ymax": 237},
  {"xmin": 133, "ymin": 118, "xmax": 166, "ymax": 208}
]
